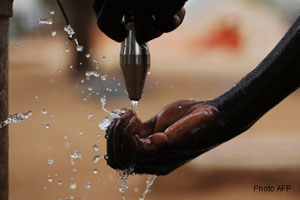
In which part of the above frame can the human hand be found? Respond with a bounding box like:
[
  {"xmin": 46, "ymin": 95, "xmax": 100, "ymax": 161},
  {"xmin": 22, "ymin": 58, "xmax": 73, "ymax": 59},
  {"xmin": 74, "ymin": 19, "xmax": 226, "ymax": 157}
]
[
  {"xmin": 93, "ymin": 0, "xmax": 187, "ymax": 42},
  {"xmin": 106, "ymin": 100, "xmax": 224, "ymax": 175}
]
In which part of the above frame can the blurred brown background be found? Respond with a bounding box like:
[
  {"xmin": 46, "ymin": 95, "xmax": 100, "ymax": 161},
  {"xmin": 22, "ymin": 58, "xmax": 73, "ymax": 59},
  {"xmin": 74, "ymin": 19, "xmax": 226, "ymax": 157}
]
[{"xmin": 8, "ymin": 0, "xmax": 300, "ymax": 199}]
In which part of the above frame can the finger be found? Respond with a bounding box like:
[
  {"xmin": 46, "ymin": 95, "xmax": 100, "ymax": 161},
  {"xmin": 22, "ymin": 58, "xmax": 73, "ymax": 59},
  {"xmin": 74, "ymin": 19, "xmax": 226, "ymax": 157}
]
[
  {"xmin": 93, "ymin": 0, "xmax": 104, "ymax": 16},
  {"xmin": 97, "ymin": 0, "xmax": 128, "ymax": 42},
  {"xmin": 134, "ymin": 12, "xmax": 163, "ymax": 42},
  {"xmin": 139, "ymin": 116, "xmax": 156, "ymax": 138},
  {"xmin": 122, "ymin": 116, "xmax": 143, "ymax": 159},
  {"xmin": 106, "ymin": 121, "xmax": 118, "ymax": 169},
  {"xmin": 113, "ymin": 110, "xmax": 136, "ymax": 169},
  {"xmin": 154, "ymin": 8, "xmax": 186, "ymax": 33}
]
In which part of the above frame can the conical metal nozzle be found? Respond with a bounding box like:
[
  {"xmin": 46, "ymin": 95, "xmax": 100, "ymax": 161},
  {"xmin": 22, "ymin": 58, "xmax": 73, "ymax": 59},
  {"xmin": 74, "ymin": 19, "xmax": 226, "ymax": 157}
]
[{"xmin": 120, "ymin": 21, "xmax": 150, "ymax": 101}]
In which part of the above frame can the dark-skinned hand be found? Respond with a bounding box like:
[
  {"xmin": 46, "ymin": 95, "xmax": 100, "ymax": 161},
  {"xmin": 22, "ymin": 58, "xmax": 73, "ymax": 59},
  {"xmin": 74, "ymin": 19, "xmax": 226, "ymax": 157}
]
[
  {"xmin": 93, "ymin": 0, "xmax": 187, "ymax": 42},
  {"xmin": 106, "ymin": 100, "xmax": 225, "ymax": 175}
]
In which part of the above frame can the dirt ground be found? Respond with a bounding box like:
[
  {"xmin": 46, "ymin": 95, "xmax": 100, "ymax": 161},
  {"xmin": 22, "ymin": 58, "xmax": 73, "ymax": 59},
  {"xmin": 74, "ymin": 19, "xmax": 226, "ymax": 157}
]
[{"xmin": 7, "ymin": 32, "xmax": 300, "ymax": 200}]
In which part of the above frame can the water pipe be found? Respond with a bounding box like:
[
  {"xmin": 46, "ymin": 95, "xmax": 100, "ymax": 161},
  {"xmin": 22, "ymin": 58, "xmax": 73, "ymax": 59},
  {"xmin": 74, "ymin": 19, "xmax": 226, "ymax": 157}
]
[{"xmin": 0, "ymin": 0, "xmax": 13, "ymax": 199}]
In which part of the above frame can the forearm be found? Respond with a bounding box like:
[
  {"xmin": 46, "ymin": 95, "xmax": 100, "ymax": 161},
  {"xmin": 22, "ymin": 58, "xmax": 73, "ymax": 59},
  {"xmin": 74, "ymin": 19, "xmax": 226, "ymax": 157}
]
[{"xmin": 212, "ymin": 16, "xmax": 300, "ymax": 139}]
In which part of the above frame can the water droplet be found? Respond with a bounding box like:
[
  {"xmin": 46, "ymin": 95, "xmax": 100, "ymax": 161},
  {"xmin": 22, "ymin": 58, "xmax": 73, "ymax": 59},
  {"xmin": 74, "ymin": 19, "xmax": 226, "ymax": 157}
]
[
  {"xmin": 48, "ymin": 159, "xmax": 54, "ymax": 165},
  {"xmin": 93, "ymin": 144, "xmax": 100, "ymax": 151},
  {"xmin": 70, "ymin": 183, "xmax": 77, "ymax": 190},
  {"xmin": 85, "ymin": 53, "xmax": 91, "ymax": 58},
  {"xmin": 76, "ymin": 45, "xmax": 84, "ymax": 52},
  {"xmin": 85, "ymin": 181, "xmax": 92, "ymax": 189},
  {"xmin": 45, "ymin": 123, "xmax": 50, "ymax": 129},
  {"xmin": 101, "ymin": 56, "xmax": 106, "ymax": 60},
  {"xmin": 65, "ymin": 48, "xmax": 70, "ymax": 53},
  {"xmin": 72, "ymin": 168, "xmax": 77, "ymax": 173},
  {"xmin": 43, "ymin": 186, "xmax": 47, "ymax": 190},
  {"xmin": 147, "ymin": 72, "xmax": 151, "ymax": 75},
  {"xmin": 93, "ymin": 169, "xmax": 98, "ymax": 174},
  {"xmin": 70, "ymin": 150, "xmax": 82, "ymax": 159},
  {"xmin": 38, "ymin": 18, "xmax": 53, "ymax": 25},
  {"xmin": 79, "ymin": 131, "xmax": 84, "ymax": 135},
  {"xmin": 58, "ymin": 181, "xmax": 62, "ymax": 185},
  {"xmin": 178, "ymin": 106, "xmax": 182, "ymax": 109},
  {"xmin": 48, "ymin": 175, "xmax": 53, "ymax": 183},
  {"xmin": 64, "ymin": 135, "xmax": 68, "ymax": 139},
  {"xmin": 85, "ymin": 71, "xmax": 100, "ymax": 78},
  {"xmin": 49, "ymin": 10, "xmax": 55, "ymax": 15},
  {"xmin": 15, "ymin": 45, "xmax": 19, "ymax": 49},
  {"xmin": 93, "ymin": 155, "xmax": 103, "ymax": 163},
  {"xmin": 101, "ymin": 75, "xmax": 107, "ymax": 81},
  {"xmin": 134, "ymin": 188, "xmax": 139, "ymax": 193},
  {"xmin": 88, "ymin": 113, "xmax": 94, "ymax": 119},
  {"xmin": 41, "ymin": 109, "xmax": 47, "ymax": 115},
  {"xmin": 51, "ymin": 31, "xmax": 56, "ymax": 37},
  {"xmin": 87, "ymin": 87, "xmax": 92, "ymax": 91},
  {"xmin": 81, "ymin": 79, "xmax": 85, "ymax": 83}
]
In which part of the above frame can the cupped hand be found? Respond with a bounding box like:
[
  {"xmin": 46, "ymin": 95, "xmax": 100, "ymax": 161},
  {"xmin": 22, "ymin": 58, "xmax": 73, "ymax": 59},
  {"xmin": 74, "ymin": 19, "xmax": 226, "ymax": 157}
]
[
  {"xmin": 93, "ymin": 0, "xmax": 187, "ymax": 42},
  {"xmin": 106, "ymin": 100, "xmax": 224, "ymax": 175}
]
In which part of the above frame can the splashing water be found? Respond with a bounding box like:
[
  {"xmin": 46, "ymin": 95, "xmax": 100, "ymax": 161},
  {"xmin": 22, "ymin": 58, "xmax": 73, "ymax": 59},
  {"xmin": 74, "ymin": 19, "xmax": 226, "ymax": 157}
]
[
  {"xmin": 98, "ymin": 118, "xmax": 111, "ymax": 131},
  {"xmin": 100, "ymin": 95, "xmax": 123, "ymax": 119},
  {"xmin": 0, "ymin": 110, "xmax": 32, "ymax": 128},
  {"xmin": 38, "ymin": 18, "xmax": 53, "ymax": 25},
  {"xmin": 64, "ymin": 25, "xmax": 75, "ymax": 39},
  {"xmin": 117, "ymin": 170, "xmax": 130, "ymax": 200},
  {"xmin": 85, "ymin": 71, "xmax": 100, "ymax": 78},
  {"xmin": 139, "ymin": 175, "xmax": 157, "ymax": 200},
  {"xmin": 93, "ymin": 155, "xmax": 104, "ymax": 163}
]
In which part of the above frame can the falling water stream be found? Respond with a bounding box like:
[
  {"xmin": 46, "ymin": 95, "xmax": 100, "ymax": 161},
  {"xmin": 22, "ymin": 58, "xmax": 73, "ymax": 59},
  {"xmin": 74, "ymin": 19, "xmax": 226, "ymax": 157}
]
[
  {"xmin": 99, "ymin": 98, "xmax": 157, "ymax": 200},
  {"xmin": 35, "ymin": 5, "xmax": 159, "ymax": 199}
]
